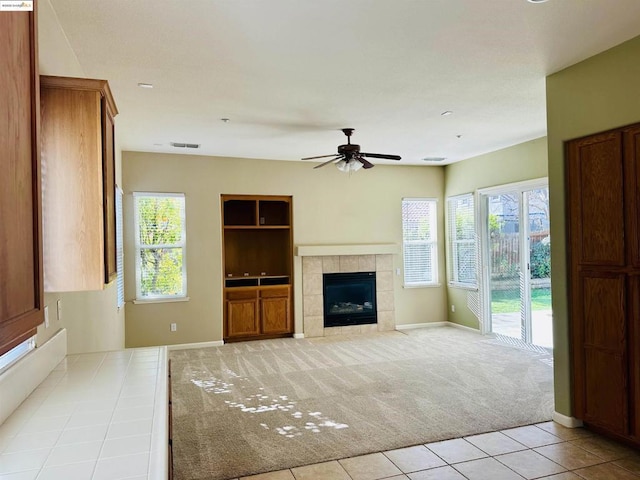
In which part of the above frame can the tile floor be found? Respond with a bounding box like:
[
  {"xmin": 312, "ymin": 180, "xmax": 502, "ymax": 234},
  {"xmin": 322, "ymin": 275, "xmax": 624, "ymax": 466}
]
[
  {"xmin": 0, "ymin": 348, "xmax": 167, "ymax": 480},
  {"xmin": 233, "ymin": 422, "xmax": 640, "ymax": 480}
]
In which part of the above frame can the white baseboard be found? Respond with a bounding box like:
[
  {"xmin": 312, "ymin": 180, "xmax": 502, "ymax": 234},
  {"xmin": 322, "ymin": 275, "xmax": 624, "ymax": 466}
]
[
  {"xmin": 396, "ymin": 322, "xmax": 448, "ymax": 330},
  {"xmin": 396, "ymin": 322, "xmax": 481, "ymax": 334},
  {"xmin": 0, "ymin": 328, "xmax": 67, "ymax": 425},
  {"xmin": 293, "ymin": 333, "xmax": 305, "ymax": 339},
  {"xmin": 167, "ymin": 340, "xmax": 224, "ymax": 351},
  {"xmin": 447, "ymin": 322, "xmax": 481, "ymax": 333},
  {"xmin": 552, "ymin": 411, "xmax": 584, "ymax": 428}
]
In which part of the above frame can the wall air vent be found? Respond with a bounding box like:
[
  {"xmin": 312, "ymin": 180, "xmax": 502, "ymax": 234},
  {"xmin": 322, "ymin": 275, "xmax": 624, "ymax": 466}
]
[{"xmin": 170, "ymin": 142, "xmax": 200, "ymax": 149}]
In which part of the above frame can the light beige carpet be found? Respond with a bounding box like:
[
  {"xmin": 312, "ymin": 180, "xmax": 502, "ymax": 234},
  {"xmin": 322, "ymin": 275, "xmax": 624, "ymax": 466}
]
[{"xmin": 169, "ymin": 327, "xmax": 554, "ymax": 480}]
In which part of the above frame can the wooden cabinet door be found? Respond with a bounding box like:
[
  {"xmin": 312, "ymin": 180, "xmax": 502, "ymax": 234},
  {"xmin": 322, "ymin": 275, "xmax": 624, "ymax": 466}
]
[
  {"xmin": 576, "ymin": 272, "xmax": 629, "ymax": 435},
  {"xmin": 567, "ymin": 132, "xmax": 625, "ymax": 267},
  {"xmin": 567, "ymin": 126, "xmax": 639, "ymax": 442},
  {"xmin": 261, "ymin": 296, "xmax": 290, "ymax": 334},
  {"xmin": 226, "ymin": 299, "xmax": 259, "ymax": 337},
  {"xmin": 0, "ymin": 8, "xmax": 44, "ymax": 356}
]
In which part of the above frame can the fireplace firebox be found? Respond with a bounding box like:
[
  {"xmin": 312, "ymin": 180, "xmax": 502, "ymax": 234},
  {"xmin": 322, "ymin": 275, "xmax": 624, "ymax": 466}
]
[{"xmin": 323, "ymin": 272, "xmax": 377, "ymax": 328}]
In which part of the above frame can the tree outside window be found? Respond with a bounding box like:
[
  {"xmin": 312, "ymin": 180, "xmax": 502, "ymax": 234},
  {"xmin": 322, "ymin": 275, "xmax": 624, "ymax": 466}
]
[{"xmin": 134, "ymin": 193, "xmax": 186, "ymax": 300}]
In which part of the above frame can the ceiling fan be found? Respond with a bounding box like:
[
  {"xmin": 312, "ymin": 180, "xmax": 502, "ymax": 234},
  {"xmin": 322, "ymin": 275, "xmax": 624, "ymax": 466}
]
[{"xmin": 302, "ymin": 128, "xmax": 401, "ymax": 171}]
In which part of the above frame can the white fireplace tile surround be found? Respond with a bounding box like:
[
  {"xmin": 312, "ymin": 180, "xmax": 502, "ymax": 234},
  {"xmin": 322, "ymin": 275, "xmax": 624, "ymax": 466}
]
[{"xmin": 301, "ymin": 252, "xmax": 396, "ymax": 337}]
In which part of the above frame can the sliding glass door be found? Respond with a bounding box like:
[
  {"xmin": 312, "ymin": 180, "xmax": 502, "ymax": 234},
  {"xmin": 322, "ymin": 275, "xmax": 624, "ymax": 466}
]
[{"xmin": 481, "ymin": 183, "xmax": 552, "ymax": 348}]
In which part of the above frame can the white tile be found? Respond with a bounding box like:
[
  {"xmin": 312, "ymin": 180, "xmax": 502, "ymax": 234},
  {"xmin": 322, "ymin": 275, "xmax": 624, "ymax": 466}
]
[
  {"xmin": 65, "ymin": 410, "xmax": 113, "ymax": 429},
  {"xmin": 36, "ymin": 460, "xmax": 96, "ymax": 480},
  {"xmin": 45, "ymin": 440, "xmax": 103, "ymax": 467},
  {"xmin": 3, "ymin": 431, "xmax": 60, "ymax": 453},
  {"xmin": 0, "ymin": 434, "xmax": 12, "ymax": 454},
  {"xmin": 73, "ymin": 399, "xmax": 118, "ymax": 414},
  {"xmin": 111, "ymin": 407, "xmax": 153, "ymax": 423},
  {"xmin": 30, "ymin": 402, "xmax": 76, "ymax": 420},
  {"xmin": 92, "ymin": 452, "xmax": 149, "ymax": 480},
  {"xmin": 106, "ymin": 419, "xmax": 153, "ymax": 439},
  {"xmin": 19, "ymin": 415, "xmax": 68, "ymax": 435},
  {"xmin": 115, "ymin": 395, "xmax": 154, "ymax": 409},
  {"xmin": 0, "ymin": 470, "xmax": 40, "ymax": 480},
  {"xmin": 56, "ymin": 424, "xmax": 109, "ymax": 446},
  {"xmin": 100, "ymin": 434, "xmax": 151, "ymax": 459},
  {"xmin": 0, "ymin": 449, "xmax": 50, "ymax": 475},
  {"xmin": 0, "ymin": 417, "xmax": 27, "ymax": 438},
  {"xmin": 119, "ymin": 386, "xmax": 155, "ymax": 398}
]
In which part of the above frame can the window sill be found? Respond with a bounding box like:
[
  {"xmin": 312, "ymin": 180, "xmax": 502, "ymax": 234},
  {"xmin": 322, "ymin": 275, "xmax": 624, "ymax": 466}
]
[
  {"xmin": 448, "ymin": 282, "xmax": 478, "ymax": 291},
  {"xmin": 403, "ymin": 283, "xmax": 441, "ymax": 289},
  {"xmin": 133, "ymin": 297, "xmax": 190, "ymax": 305}
]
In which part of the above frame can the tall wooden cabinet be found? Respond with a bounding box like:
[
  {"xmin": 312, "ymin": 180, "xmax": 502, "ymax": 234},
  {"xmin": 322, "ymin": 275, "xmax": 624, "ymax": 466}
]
[
  {"xmin": 0, "ymin": 7, "xmax": 44, "ymax": 356},
  {"xmin": 567, "ymin": 123, "xmax": 640, "ymax": 447},
  {"xmin": 221, "ymin": 195, "xmax": 293, "ymax": 342},
  {"xmin": 40, "ymin": 76, "xmax": 118, "ymax": 291}
]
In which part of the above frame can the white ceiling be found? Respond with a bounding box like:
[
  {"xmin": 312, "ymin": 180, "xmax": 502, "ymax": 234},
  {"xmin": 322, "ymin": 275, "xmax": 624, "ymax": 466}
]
[{"xmin": 50, "ymin": 0, "xmax": 640, "ymax": 166}]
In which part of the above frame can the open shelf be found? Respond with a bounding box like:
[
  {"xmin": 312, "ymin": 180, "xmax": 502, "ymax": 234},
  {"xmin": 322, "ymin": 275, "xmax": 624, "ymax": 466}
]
[{"xmin": 221, "ymin": 194, "xmax": 293, "ymax": 342}]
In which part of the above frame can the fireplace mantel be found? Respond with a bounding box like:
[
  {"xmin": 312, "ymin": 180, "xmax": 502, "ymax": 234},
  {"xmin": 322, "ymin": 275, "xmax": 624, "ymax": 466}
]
[{"xmin": 296, "ymin": 243, "xmax": 399, "ymax": 257}]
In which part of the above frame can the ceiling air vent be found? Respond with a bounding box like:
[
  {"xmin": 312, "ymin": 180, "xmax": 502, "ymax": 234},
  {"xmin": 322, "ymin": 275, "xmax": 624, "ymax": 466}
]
[
  {"xmin": 170, "ymin": 142, "xmax": 200, "ymax": 149},
  {"xmin": 422, "ymin": 157, "xmax": 447, "ymax": 162}
]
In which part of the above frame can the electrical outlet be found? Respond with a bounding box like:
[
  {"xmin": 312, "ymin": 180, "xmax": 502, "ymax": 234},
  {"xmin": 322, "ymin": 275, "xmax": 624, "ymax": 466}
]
[
  {"xmin": 44, "ymin": 306, "xmax": 49, "ymax": 328},
  {"xmin": 396, "ymin": 268, "xmax": 401, "ymax": 276},
  {"xmin": 170, "ymin": 323, "xmax": 177, "ymax": 332},
  {"xmin": 57, "ymin": 300, "xmax": 62, "ymax": 321},
  {"xmin": 451, "ymin": 305, "xmax": 456, "ymax": 312}
]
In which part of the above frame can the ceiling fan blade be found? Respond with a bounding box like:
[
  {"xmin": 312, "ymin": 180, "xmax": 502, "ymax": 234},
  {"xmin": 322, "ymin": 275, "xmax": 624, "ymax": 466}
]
[
  {"xmin": 302, "ymin": 154, "xmax": 338, "ymax": 160},
  {"xmin": 357, "ymin": 156, "xmax": 375, "ymax": 169},
  {"xmin": 313, "ymin": 155, "xmax": 343, "ymax": 169},
  {"xmin": 361, "ymin": 152, "xmax": 401, "ymax": 161}
]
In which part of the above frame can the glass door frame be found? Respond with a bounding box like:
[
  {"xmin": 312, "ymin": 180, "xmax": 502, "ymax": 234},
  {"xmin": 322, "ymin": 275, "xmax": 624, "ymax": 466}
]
[{"xmin": 477, "ymin": 178, "xmax": 548, "ymax": 340}]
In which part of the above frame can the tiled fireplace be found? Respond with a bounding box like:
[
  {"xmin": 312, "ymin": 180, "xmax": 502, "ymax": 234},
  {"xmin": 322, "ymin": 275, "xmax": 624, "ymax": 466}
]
[{"xmin": 300, "ymin": 249, "xmax": 397, "ymax": 337}]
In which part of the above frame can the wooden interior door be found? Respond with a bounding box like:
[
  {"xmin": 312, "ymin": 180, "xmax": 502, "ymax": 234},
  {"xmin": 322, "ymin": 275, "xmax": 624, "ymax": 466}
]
[{"xmin": 0, "ymin": 8, "xmax": 43, "ymax": 355}]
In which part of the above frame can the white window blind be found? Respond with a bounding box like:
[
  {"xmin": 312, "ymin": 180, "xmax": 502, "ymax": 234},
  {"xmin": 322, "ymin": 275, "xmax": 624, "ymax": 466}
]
[
  {"xmin": 447, "ymin": 194, "xmax": 477, "ymax": 287},
  {"xmin": 116, "ymin": 186, "xmax": 124, "ymax": 308},
  {"xmin": 402, "ymin": 198, "xmax": 438, "ymax": 286},
  {"xmin": 134, "ymin": 193, "xmax": 187, "ymax": 300}
]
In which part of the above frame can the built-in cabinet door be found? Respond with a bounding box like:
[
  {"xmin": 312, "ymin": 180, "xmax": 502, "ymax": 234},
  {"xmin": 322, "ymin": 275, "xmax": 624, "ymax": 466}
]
[
  {"xmin": 261, "ymin": 297, "xmax": 290, "ymax": 334},
  {"xmin": 226, "ymin": 299, "xmax": 260, "ymax": 337},
  {"xmin": 0, "ymin": 7, "xmax": 44, "ymax": 356},
  {"xmin": 578, "ymin": 272, "xmax": 629, "ymax": 435},
  {"xmin": 567, "ymin": 123, "xmax": 640, "ymax": 446},
  {"xmin": 567, "ymin": 131, "xmax": 625, "ymax": 267}
]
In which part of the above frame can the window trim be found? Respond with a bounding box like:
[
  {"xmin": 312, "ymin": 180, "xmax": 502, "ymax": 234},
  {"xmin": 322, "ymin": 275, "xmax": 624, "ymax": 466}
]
[
  {"xmin": 401, "ymin": 197, "xmax": 438, "ymax": 288},
  {"xmin": 447, "ymin": 193, "xmax": 477, "ymax": 289},
  {"xmin": 116, "ymin": 186, "xmax": 125, "ymax": 309},
  {"xmin": 133, "ymin": 192, "xmax": 187, "ymax": 301}
]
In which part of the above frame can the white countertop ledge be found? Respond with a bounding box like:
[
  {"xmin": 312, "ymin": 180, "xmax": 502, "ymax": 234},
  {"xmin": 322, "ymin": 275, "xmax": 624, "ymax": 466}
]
[
  {"xmin": 295, "ymin": 243, "xmax": 399, "ymax": 257},
  {"xmin": 0, "ymin": 346, "xmax": 168, "ymax": 479}
]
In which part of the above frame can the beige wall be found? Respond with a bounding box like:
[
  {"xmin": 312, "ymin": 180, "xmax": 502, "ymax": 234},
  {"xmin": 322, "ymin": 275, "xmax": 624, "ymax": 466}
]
[
  {"xmin": 546, "ymin": 34, "xmax": 640, "ymax": 417},
  {"xmin": 123, "ymin": 152, "xmax": 446, "ymax": 347},
  {"xmin": 443, "ymin": 137, "xmax": 548, "ymax": 329},
  {"xmin": 37, "ymin": 0, "xmax": 125, "ymax": 354}
]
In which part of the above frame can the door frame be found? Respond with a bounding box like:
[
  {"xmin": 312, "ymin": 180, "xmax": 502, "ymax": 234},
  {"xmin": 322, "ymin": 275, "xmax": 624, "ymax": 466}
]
[{"xmin": 477, "ymin": 177, "xmax": 549, "ymax": 338}]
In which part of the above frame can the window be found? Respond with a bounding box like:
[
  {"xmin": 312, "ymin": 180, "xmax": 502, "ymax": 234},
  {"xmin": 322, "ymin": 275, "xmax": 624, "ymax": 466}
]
[
  {"xmin": 134, "ymin": 192, "xmax": 186, "ymax": 301},
  {"xmin": 401, "ymin": 198, "xmax": 438, "ymax": 286},
  {"xmin": 0, "ymin": 336, "xmax": 35, "ymax": 374},
  {"xmin": 447, "ymin": 194, "xmax": 477, "ymax": 287},
  {"xmin": 116, "ymin": 186, "xmax": 124, "ymax": 308}
]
